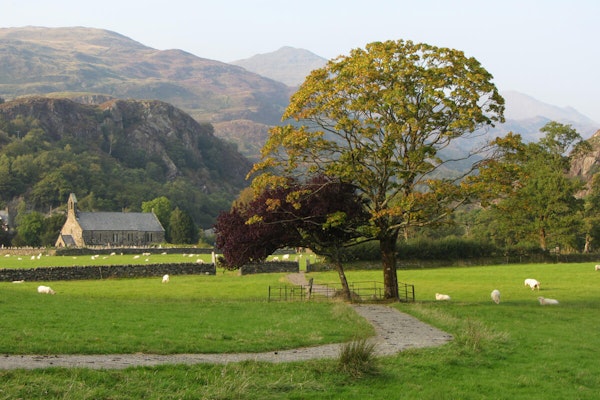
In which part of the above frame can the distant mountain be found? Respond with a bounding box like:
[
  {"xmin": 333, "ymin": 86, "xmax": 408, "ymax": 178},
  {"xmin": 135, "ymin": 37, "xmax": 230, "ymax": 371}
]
[
  {"xmin": 494, "ymin": 91, "xmax": 599, "ymax": 141},
  {"xmin": 231, "ymin": 46, "xmax": 600, "ymax": 139},
  {"xmin": 0, "ymin": 26, "xmax": 292, "ymax": 127},
  {"xmin": 231, "ymin": 46, "xmax": 327, "ymax": 87}
]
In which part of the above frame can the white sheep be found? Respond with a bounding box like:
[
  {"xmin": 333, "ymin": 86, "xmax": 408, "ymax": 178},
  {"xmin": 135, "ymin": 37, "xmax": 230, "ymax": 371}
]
[
  {"xmin": 538, "ymin": 296, "xmax": 559, "ymax": 305},
  {"xmin": 37, "ymin": 285, "xmax": 56, "ymax": 294},
  {"xmin": 272, "ymin": 256, "xmax": 279, "ymax": 261},
  {"xmin": 491, "ymin": 289, "xmax": 501, "ymax": 304},
  {"xmin": 162, "ymin": 274, "xmax": 170, "ymax": 283},
  {"xmin": 435, "ymin": 293, "xmax": 451, "ymax": 301},
  {"xmin": 595, "ymin": 264, "xmax": 600, "ymax": 271},
  {"xmin": 282, "ymin": 254, "xmax": 290, "ymax": 260},
  {"xmin": 524, "ymin": 278, "xmax": 540, "ymax": 291}
]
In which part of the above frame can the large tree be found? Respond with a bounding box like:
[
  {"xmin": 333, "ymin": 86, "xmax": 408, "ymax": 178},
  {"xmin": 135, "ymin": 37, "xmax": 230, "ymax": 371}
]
[
  {"xmin": 250, "ymin": 40, "xmax": 504, "ymax": 299},
  {"xmin": 142, "ymin": 196, "xmax": 172, "ymax": 240},
  {"xmin": 477, "ymin": 122, "xmax": 590, "ymax": 251}
]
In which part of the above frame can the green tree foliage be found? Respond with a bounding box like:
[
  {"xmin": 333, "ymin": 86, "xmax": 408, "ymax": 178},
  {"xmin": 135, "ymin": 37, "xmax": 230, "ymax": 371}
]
[
  {"xmin": 169, "ymin": 207, "xmax": 198, "ymax": 244},
  {"xmin": 477, "ymin": 122, "xmax": 589, "ymax": 251},
  {"xmin": 580, "ymin": 174, "xmax": 600, "ymax": 252},
  {"xmin": 40, "ymin": 213, "xmax": 67, "ymax": 246},
  {"xmin": 13, "ymin": 211, "xmax": 45, "ymax": 247},
  {"xmin": 142, "ymin": 196, "xmax": 172, "ymax": 239},
  {"xmin": 250, "ymin": 40, "xmax": 504, "ymax": 299},
  {"xmin": 0, "ymin": 215, "xmax": 11, "ymax": 247}
]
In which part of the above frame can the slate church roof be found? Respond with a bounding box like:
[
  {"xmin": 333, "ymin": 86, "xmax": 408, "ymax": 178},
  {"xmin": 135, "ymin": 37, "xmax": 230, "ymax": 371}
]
[{"xmin": 76, "ymin": 211, "xmax": 164, "ymax": 232}]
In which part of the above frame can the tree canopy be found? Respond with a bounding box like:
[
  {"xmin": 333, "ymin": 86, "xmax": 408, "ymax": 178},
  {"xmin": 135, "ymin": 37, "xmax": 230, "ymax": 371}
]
[
  {"xmin": 250, "ymin": 40, "xmax": 505, "ymax": 299},
  {"xmin": 477, "ymin": 122, "xmax": 590, "ymax": 251}
]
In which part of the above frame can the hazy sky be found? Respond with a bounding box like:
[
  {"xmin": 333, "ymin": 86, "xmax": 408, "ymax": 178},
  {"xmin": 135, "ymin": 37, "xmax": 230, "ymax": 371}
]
[{"xmin": 2, "ymin": 0, "xmax": 599, "ymax": 123}]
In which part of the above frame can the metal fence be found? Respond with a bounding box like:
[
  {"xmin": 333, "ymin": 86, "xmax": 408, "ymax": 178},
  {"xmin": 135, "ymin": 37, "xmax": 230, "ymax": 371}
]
[{"xmin": 268, "ymin": 280, "xmax": 415, "ymax": 302}]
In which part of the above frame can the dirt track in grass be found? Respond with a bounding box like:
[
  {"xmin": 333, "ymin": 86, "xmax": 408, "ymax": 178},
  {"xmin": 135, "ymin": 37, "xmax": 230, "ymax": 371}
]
[{"xmin": 0, "ymin": 273, "xmax": 452, "ymax": 370}]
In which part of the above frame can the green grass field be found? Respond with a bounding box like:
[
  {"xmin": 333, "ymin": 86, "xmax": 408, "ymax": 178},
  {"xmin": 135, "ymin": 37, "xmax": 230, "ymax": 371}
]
[
  {"xmin": 1, "ymin": 260, "xmax": 599, "ymax": 399},
  {"xmin": 0, "ymin": 251, "xmax": 320, "ymax": 270}
]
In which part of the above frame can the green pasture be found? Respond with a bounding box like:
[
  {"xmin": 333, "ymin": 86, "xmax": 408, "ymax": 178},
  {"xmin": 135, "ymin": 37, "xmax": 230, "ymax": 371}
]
[
  {"xmin": 0, "ymin": 252, "xmax": 215, "ymax": 269},
  {"xmin": 1, "ymin": 261, "xmax": 599, "ymax": 399},
  {"xmin": 0, "ymin": 251, "xmax": 319, "ymax": 270}
]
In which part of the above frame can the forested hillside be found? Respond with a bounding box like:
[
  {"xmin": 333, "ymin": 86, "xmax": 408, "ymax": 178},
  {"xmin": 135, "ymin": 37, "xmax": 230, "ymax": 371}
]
[{"xmin": 0, "ymin": 96, "xmax": 252, "ymax": 228}]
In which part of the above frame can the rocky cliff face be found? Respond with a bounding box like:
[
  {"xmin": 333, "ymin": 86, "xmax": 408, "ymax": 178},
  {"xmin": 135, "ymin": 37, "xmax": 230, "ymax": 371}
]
[{"xmin": 570, "ymin": 130, "xmax": 600, "ymax": 194}]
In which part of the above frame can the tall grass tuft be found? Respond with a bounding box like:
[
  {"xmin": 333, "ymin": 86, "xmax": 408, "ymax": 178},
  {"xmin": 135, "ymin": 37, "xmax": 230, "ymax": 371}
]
[
  {"xmin": 337, "ymin": 338, "xmax": 378, "ymax": 378},
  {"xmin": 454, "ymin": 318, "xmax": 510, "ymax": 353}
]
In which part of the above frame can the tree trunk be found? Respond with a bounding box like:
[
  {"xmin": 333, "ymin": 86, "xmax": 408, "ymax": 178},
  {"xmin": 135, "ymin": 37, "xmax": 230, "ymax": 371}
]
[
  {"xmin": 584, "ymin": 233, "xmax": 592, "ymax": 253},
  {"xmin": 331, "ymin": 247, "xmax": 351, "ymax": 301},
  {"xmin": 539, "ymin": 226, "xmax": 547, "ymax": 251},
  {"xmin": 335, "ymin": 260, "xmax": 352, "ymax": 301},
  {"xmin": 380, "ymin": 233, "xmax": 399, "ymax": 300}
]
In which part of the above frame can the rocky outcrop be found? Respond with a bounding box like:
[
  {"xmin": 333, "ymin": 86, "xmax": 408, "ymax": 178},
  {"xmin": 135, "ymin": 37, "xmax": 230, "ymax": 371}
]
[{"xmin": 569, "ymin": 129, "xmax": 600, "ymax": 195}]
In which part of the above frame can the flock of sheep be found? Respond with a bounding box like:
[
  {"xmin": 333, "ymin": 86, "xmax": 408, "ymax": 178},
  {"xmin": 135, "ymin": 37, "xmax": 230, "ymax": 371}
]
[
  {"xmin": 28, "ymin": 261, "xmax": 600, "ymax": 301},
  {"xmin": 435, "ymin": 273, "xmax": 573, "ymax": 306}
]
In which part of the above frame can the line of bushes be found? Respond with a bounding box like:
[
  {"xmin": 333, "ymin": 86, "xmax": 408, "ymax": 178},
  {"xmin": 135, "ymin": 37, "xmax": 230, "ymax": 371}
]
[{"xmin": 322, "ymin": 237, "xmax": 600, "ymax": 267}]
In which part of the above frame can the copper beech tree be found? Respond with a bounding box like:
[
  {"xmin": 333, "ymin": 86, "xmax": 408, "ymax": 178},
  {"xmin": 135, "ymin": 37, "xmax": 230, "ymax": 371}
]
[
  {"xmin": 249, "ymin": 40, "xmax": 504, "ymax": 300},
  {"xmin": 214, "ymin": 175, "xmax": 368, "ymax": 300}
]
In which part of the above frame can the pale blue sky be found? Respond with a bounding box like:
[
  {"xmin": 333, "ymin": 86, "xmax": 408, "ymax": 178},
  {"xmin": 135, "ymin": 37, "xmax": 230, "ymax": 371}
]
[{"xmin": 2, "ymin": 0, "xmax": 599, "ymax": 123}]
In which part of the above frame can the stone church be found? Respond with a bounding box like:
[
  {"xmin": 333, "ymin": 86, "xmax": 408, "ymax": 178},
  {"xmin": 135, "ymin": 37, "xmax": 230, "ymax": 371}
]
[{"xmin": 55, "ymin": 193, "xmax": 165, "ymax": 247}]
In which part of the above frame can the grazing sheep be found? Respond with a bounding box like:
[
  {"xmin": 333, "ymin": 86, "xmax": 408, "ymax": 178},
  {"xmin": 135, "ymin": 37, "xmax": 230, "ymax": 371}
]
[
  {"xmin": 491, "ymin": 289, "xmax": 501, "ymax": 304},
  {"xmin": 538, "ymin": 296, "xmax": 559, "ymax": 305},
  {"xmin": 133, "ymin": 255, "xmax": 140, "ymax": 259},
  {"xmin": 272, "ymin": 256, "xmax": 279, "ymax": 261},
  {"xmin": 12, "ymin": 280, "xmax": 24, "ymax": 283},
  {"xmin": 162, "ymin": 274, "xmax": 170, "ymax": 283},
  {"xmin": 524, "ymin": 278, "xmax": 541, "ymax": 290},
  {"xmin": 282, "ymin": 254, "xmax": 290, "ymax": 260},
  {"xmin": 595, "ymin": 264, "xmax": 600, "ymax": 271},
  {"xmin": 37, "ymin": 285, "xmax": 56, "ymax": 294},
  {"xmin": 435, "ymin": 293, "xmax": 451, "ymax": 301}
]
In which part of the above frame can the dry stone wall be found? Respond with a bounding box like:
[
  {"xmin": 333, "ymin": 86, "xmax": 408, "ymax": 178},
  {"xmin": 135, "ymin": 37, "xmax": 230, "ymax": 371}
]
[
  {"xmin": 239, "ymin": 261, "xmax": 298, "ymax": 275},
  {"xmin": 0, "ymin": 263, "xmax": 215, "ymax": 282}
]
